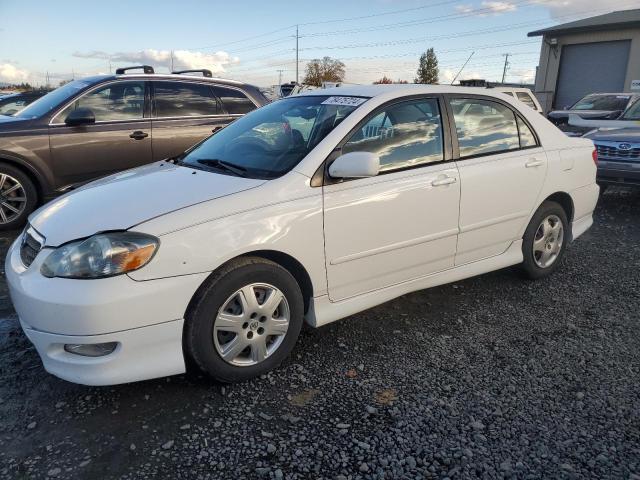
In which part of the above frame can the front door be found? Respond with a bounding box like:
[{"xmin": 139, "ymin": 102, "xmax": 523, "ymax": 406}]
[
  {"xmin": 151, "ymin": 81, "xmax": 237, "ymax": 161},
  {"xmin": 49, "ymin": 80, "xmax": 152, "ymax": 190},
  {"xmin": 448, "ymin": 96, "xmax": 547, "ymax": 265},
  {"xmin": 323, "ymin": 97, "xmax": 460, "ymax": 301}
]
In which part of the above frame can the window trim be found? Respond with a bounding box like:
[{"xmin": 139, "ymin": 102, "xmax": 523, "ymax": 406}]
[
  {"xmin": 315, "ymin": 94, "xmax": 453, "ymax": 187},
  {"xmin": 442, "ymin": 93, "xmax": 541, "ymax": 162},
  {"xmin": 49, "ymin": 79, "xmax": 150, "ymax": 126}
]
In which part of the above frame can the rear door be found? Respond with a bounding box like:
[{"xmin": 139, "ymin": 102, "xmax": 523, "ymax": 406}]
[
  {"xmin": 48, "ymin": 80, "xmax": 152, "ymax": 189},
  {"xmin": 151, "ymin": 81, "xmax": 249, "ymax": 160},
  {"xmin": 447, "ymin": 96, "xmax": 547, "ymax": 265}
]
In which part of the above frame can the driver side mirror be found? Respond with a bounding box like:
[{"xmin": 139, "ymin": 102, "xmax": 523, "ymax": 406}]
[
  {"xmin": 328, "ymin": 151, "xmax": 380, "ymax": 179},
  {"xmin": 65, "ymin": 107, "xmax": 95, "ymax": 127}
]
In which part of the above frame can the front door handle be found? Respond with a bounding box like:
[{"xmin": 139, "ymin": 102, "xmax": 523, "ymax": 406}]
[
  {"xmin": 129, "ymin": 130, "xmax": 149, "ymax": 140},
  {"xmin": 525, "ymin": 159, "xmax": 543, "ymax": 168},
  {"xmin": 431, "ymin": 176, "xmax": 457, "ymax": 187}
]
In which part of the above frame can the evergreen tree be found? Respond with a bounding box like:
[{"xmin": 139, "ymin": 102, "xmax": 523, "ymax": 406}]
[{"xmin": 415, "ymin": 48, "xmax": 439, "ymax": 84}]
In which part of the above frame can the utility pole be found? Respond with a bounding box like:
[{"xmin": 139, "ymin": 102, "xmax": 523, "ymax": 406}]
[
  {"xmin": 108, "ymin": 58, "xmax": 112, "ymax": 74},
  {"xmin": 277, "ymin": 69, "xmax": 285, "ymax": 86},
  {"xmin": 295, "ymin": 25, "xmax": 299, "ymax": 85},
  {"xmin": 171, "ymin": 50, "xmax": 174, "ymax": 72},
  {"xmin": 501, "ymin": 53, "xmax": 510, "ymax": 84}
]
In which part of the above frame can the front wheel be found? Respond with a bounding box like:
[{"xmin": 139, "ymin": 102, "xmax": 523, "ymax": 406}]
[
  {"xmin": 521, "ymin": 201, "xmax": 569, "ymax": 280},
  {"xmin": 184, "ymin": 257, "xmax": 304, "ymax": 382},
  {"xmin": 0, "ymin": 164, "xmax": 37, "ymax": 231}
]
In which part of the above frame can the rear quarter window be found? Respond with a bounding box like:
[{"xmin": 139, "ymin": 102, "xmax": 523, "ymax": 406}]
[{"xmin": 212, "ymin": 86, "xmax": 256, "ymax": 115}]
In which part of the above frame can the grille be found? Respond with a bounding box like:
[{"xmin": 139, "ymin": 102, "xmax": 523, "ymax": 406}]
[
  {"xmin": 20, "ymin": 228, "xmax": 43, "ymax": 268},
  {"xmin": 596, "ymin": 144, "xmax": 640, "ymax": 161}
]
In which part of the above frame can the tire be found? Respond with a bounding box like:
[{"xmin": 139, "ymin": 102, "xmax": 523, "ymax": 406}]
[
  {"xmin": 184, "ymin": 257, "xmax": 304, "ymax": 383},
  {"xmin": 0, "ymin": 163, "xmax": 37, "ymax": 231},
  {"xmin": 521, "ymin": 200, "xmax": 569, "ymax": 280},
  {"xmin": 598, "ymin": 184, "xmax": 608, "ymax": 196}
]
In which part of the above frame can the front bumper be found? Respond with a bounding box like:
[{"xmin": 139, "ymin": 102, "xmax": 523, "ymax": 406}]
[
  {"xmin": 597, "ymin": 160, "xmax": 640, "ymax": 187},
  {"xmin": 6, "ymin": 236, "xmax": 209, "ymax": 385}
]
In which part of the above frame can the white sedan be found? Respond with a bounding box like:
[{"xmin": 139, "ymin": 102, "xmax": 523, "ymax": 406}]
[{"xmin": 6, "ymin": 85, "xmax": 599, "ymax": 385}]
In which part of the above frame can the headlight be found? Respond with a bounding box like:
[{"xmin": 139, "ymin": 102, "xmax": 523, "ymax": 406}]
[{"xmin": 41, "ymin": 232, "xmax": 158, "ymax": 279}]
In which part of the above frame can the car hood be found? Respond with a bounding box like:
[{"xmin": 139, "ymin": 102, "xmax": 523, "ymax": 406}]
[
  {"xmin": 29, "ymin": 162, "xmax": 266, "ymax": 246},
  {"xmin": 548, "ymin": 110, "xmax": 617, "ymax": 120},
  {"xmin": 584, "ymin": 128, "xmax": 640, "ymax": 142}
]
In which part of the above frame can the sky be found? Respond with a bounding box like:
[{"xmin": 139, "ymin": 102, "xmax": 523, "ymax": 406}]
[{"xmin": 0, "ymin": 0, "xmax": 637, "ymax": 88}]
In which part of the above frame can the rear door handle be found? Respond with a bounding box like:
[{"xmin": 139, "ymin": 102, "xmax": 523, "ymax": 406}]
[
  {"xmin": 431, "ymin": 176, "xmax": 457, "ymax": 187},
  {"xmin": 525, "ymin": 159, "xmax": 543, "ymax": 168},
  {"xmin": 129, "ymin": 130, "xmax": 149, "ymax": 140}
]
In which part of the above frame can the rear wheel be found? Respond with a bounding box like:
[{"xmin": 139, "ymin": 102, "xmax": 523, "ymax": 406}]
[
  {"xmin": 521, "ymin": 201, "xmax": 568, "ymax": 279},
  {"xmin": 0, "ymin": 164, "xmax": 37, "ymax": 231},
  {"xmin": 184, "ymin": 257, "xmax": 304, "ymax": 382}
]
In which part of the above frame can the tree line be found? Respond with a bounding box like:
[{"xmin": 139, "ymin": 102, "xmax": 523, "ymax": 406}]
[{"xmin": 302, "ymin": 48, "xmax": 439, "ymax": 86}]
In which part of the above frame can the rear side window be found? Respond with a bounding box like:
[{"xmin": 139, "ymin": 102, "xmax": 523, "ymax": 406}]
[
  {"xmin": 450, "ymin": 98, "xmax": 519, "ymax": 157},
  {"xmin": 342, "ymin": 98, "xmax": 443, "ymax": 172},
  {"xmin": 154, "ymin": 82, "xmax": 221, "ymax": 117},
  {"xmin": 517, "ymin": 116, "xmax": 537, "ymax": 147},
  {"xmin": 516, "ymin": 92, "xmax": 537, "ymax": 110},
  {"xmin": 212, "ymin": 86, "xmax": 256, "ymax": 115}
]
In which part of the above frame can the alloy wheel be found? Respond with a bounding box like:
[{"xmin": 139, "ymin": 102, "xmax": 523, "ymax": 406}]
[
  {"xmin": 0, "ymin": 174, "xmax": 27, "ymax": 224},
  {"xmin": 213, "ymin": 283, "xmax": 290, "ymax": 366},
  {"xmin": 532, "ymin": 214, "xmax": 564, "ymax": 268}
]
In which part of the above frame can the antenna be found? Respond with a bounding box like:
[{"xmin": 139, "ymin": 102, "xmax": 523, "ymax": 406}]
[{"xmin": 450, "ymin": 51, "xmax": 474, "ymax": 85}]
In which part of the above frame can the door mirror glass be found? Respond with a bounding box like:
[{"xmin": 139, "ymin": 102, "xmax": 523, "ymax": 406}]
[
  {"xmin": 328, "ymin": 151, "xmax": 379, "ymax": 179},
  {"xmin": 65, "ymin": 107, "xmax": 95, "ymax": 126}
]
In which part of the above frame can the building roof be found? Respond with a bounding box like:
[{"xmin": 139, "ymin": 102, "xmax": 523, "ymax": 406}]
[{"xmin": 528, "ymin": 8, "xmax": 640, "ymax": 37}]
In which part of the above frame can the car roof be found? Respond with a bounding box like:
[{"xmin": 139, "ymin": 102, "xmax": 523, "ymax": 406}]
[
  {"xmin": 82, "ymin": 73, "xmax": 252, "ymax": 88},
  {"xmin": 295, "ymin": 83, "xmax": 516, "ymax": 100}
]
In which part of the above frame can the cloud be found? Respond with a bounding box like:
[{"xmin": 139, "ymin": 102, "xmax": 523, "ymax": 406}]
[
  {"xmin": 455, "ymin": 1, "xmax": 516, "ymax": 16},
  {"xmin": 0, "ymin": 63, "xmax": 30, "ymax": 83},
  {"xmin": 532, "ymin": 0, "xmax": 635, "ymax": 19},
  {"xmin": 73, "ymin": 49, "xmax": 239, "ymax": 74},
  {"xmin": 508, "ymin": 68, "xmax": 536, "ymax": 83}
]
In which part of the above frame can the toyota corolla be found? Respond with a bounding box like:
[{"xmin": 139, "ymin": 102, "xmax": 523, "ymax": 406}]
[{"xmin": 6, "ymin": 85, "xmax": 599, "ymax": 385}]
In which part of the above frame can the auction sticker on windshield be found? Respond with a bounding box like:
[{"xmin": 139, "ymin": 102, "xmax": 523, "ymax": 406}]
[{"xmin": 321, "ymin": 96, "xmax": 368, "ymax": 107}]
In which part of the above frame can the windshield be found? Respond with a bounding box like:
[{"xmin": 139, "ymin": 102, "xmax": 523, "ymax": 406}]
[
  {"xmin": 180, "ymin": 95, "xmax": 365, "ymax": 179},
  {"xmin": 571, "ymin": 94, "xmax": 630, "ymax": 112},
  {"xmin": 621, "ymin": 99, "xmax": 640, "ymax": 120},
  {"xmin": 14, "ymin": 80, "xmax": 92, "ymax": 119}
]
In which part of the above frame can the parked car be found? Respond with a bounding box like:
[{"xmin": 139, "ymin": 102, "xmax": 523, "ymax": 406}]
[
  {"xmin": 495, "ymin": 87, "xmax": 542, "ymax": 113},
  {"xmin": 547, "ymin": 93, "xmax": 640, "ymax": 137},
  {"xmin": 0, "ymin": 66, "xmax": 268, "ymax": 229},
  {"xmin": 583, "ymin": 98, "xmax": 640, "ymax": 189},
  {"xmin": 6, "ymin": 85, "xmax": 598, "ymax": 386},
  {"xmin": 0, "ymin": 90, "xmax": 49, "ymax": 116}
]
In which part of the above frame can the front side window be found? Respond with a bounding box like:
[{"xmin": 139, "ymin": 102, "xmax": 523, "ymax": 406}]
[
  {"xmin": 56, "ymin": 81, "xmax": 145, "ymax": 122},
  {"xmin": 342, "ymin": 98, "xmax": 443, "ymax": 172},
  {"xmin": 516, "ymin": 92, "xmax": 537, "ymax": 110},
  {"xmin": 450, "ymin": 98, "xmax": 519, "ymax": 157},
  {"xmin": 155, "ymin": 82, "xmax": 221, "ymax": 117},
  {"xmin": 212, "ymin": 86, "xmax": 256, "ymax": 115},
  {"xmin": 179, "ymin": 95, "xmax": 363, "ymax": 179},
  {"xmin": 621, "ymin": 99, "xmax": 640, "ymax": 120}
]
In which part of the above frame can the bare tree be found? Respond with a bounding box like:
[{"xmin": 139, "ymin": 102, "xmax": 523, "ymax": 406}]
[
  {"xmin": 373, "ymin": 76, "xmax": 409, "ymax": 84},
  {"xmin": 303, "ymin": 57, "xmax": 346, "ymax": 87}
]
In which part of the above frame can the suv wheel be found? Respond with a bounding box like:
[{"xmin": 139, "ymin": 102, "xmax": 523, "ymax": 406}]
[
  {"xmin": 0, "ymin": 164, "xmax": 37, "ymax": 231},
  {"xmin": 184, "ymin": 257, "xmax": 304, "ymax": 382},
  {"xmin": 521, "ymin": 201, "xmax": 569, "ymax": 279}
]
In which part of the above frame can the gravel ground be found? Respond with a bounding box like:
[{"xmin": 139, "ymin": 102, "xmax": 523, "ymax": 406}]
[{"xmin": 0, "ymin": 188, "xmax": 639, "ymax": 480}]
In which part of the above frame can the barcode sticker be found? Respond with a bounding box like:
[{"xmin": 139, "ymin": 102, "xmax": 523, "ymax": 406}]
[{"xmin": 321, "ymin": 96, "xmax": 367, "ymax": 107}]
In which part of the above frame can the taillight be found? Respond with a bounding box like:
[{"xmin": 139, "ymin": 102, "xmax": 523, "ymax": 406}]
[{"xmin": 592, "ymin": 148, "xmax": 598, "ymax": 166}]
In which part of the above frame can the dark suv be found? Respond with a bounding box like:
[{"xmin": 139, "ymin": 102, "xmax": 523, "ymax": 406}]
[{"xmin": 0, "ymin": 66, "xmax": 268, "ymax": 229}]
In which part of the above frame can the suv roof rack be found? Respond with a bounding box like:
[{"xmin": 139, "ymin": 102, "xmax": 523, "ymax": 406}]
[
  {"xmin": 115, "ymin": 65, "xmax": 155, "ymax": 75},
  {"xmin": 172, "ymin": 69, "xmax": 213, "ymax": 78}
]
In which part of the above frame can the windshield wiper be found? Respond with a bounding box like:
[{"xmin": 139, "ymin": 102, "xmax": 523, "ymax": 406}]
[{"xmin": 196, "ymin": 159, "xmax": 248, "ymax": 177}]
